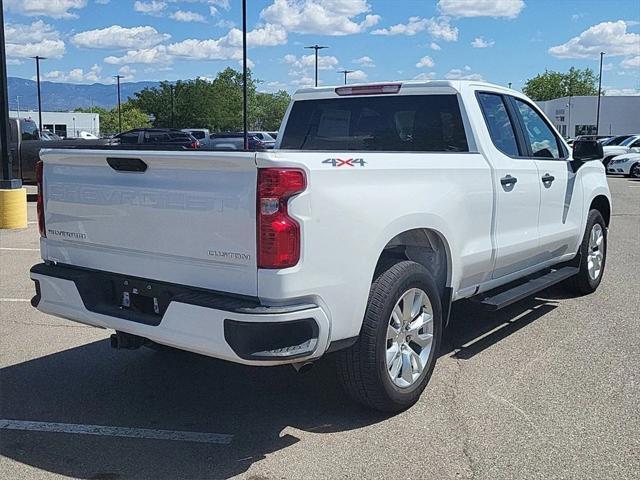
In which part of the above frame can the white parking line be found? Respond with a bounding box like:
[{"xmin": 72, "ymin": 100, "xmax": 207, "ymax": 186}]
[
  {"xmin": 0, "ymin": 419, "xmax": 233, "ymax": 445},
  {"xmin": 0, "ymin": 247, "xmax": 39, "ymax": 252},
  {"xmin": 0, "ymin": 298, "xmax": 31, "ymax": 302}
]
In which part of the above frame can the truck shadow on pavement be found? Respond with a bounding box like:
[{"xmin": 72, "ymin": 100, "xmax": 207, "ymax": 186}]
[{"xmin": 0, "ymin": 287, "xmax": 562, "ymax": 479}]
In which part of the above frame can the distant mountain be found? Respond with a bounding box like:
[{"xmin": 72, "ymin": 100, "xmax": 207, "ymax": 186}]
[{"xmin": 7, "ymin": 77, "xmax": 160, "ymax": 112}]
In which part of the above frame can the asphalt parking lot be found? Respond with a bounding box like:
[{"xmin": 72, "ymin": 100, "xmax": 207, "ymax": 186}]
[{"xmin": 1, "ymin": 177, "xmax": 638, "ymax": 480}]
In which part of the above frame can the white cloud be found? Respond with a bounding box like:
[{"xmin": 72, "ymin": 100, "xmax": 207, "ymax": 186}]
[
  {"xmin": 285, "ymin": 53, "xmax": 340, "ymax": 86},
  {"xmin": 7, "ymin": 58, "xmax": 24, "ymax": 65},
  {"xmin": 445, "ymin": 67, "xmax": 484, "ymax": 81},
  {"xmin": 105, "ymin": 46, "xmax": 172, "ymax": 65},
  {"xmin": 118, "ymin": 65, "xmax": 136, "ymax": 81},
  {"xmin": 104, "ymin": 23, "xmax": 286, "ymax": 65},
  {"xmin": 620, "ymin": 56, "xmax": 640, "ymax": 69},
  {"xmin": 438, "ymin": 0, "xmax": 525, "ymax": 19},
  {"xmin": 471, "ymin": 36, "xmax": 494, "ymax": 48},
  {"xmin": 134, "ymin": 1, "xmax": 167, "ymax": 15},
  {"xmin": 216, "ymin": 19, "xmax": 235, "ymax": 28},
  {"xmin": 348, "ymin": 70, "xmax": 368, "ymax": 81},
  {"xmin": 209, "ymin": 0, "xmax": 230, "ymax": 10},
  {"xmin": 72, "ymin": 25, "xmax": 170, "ymax": 49},
  {"xmin": 430, "ymin": 42, "xmax": 441, "ymax": 50},
  {"xmin": 414, "ymin": 72, "xmax": 437, "ymax": 80},
  {"xmin": 5, "ymin": 21, "xmax": 66, "ymax": 59},
  {"xmin": 353, "ymin": 56, "xmax": 375, "ymax": 67},
  {"xmin": 372, "ymin": 16, "xmax": 458, "ymax": 42},
  {"xmin": 4, "ymin": 0, "xmax": 87, "ymax": 19},
  {"xmin": 261, "ymin": 0, "xmax": 380, "ymax": 36},
  {"xmin": 416, "ymin": 55, "xmax": 435, "ymax": 68},
  {"xmin": 171, "ymin": 10, "xmax": 207, "ymax": 22},
  {"xmin": 40, "ymin": 64, "xmax": 110, "ymax": 83},
  {"xmin": 549, "ymin": 21, "xmax": 640, "ymax": 59},
  {"xmin": 602, "ymin": 87, "xmax": 640, "ymax": 96},
  {"xmin": 209, "ymin": 6, "xmax": 218, "ymax": 15}
]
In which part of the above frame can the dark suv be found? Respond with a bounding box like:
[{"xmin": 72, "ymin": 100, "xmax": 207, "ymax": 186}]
[{"xmin": 112, "ymin": 129, "xmax": 200, "ymax": 148}]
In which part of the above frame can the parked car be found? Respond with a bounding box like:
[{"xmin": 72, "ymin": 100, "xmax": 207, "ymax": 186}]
[
  {"xmin": 182, "ymin": 128, "xmax": 211, "ymax": 147},
  {"xmin": 601, "ymin": 134, "xmax": 635, "ymax": 146},
  {"xmin": 209, "ymin": 132, "xmax": 271, "ymax": 150},
  {"xmin": 607, "ymin": 153, "xmax": 640, "ymax": 178},
  {"xmin": 31, "ymin": 80, "xmax": 610, "ymax": 412},
  {"xmin": 249, "ymin": 131, "xmax": 277, "ymax": 146},
  {"xmin": 40, "ymin": 130, "xmax": 62, "ymax": 141},
  {"xmin": 268, "ymin": 131, "xmax": 279, "ymax": 139},
  {"xmin": 602, "ymin": 134, "xmax": 640, "ymax": 167},
  {"xmin": 78, "ymin": 131, "xmax": 99, "ymax": 139},
  {"xmin": 4, "ymin": 118, "xmax": 108, "ymax": 183},
  {"xmin": 111, "ymin": 129, "xmax": 200, "ymax": 149}
]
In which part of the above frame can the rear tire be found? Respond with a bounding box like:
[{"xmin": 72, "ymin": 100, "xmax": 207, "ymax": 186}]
[
  {"xmin": 566, "ymin": 209, "xmax": 607, "ymax": 295},
  {"xmin": 336, "ymin": 260, "xmax": 442, "ymax": 412}
]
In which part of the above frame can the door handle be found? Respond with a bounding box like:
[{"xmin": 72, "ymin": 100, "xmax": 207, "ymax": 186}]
[
  {"xmin": 500, "ymin": 175, "xmax": 518, "ymax": 186},
  {"xmin": 541, "ymin": 173, "xmax": 555, "ymax": 184}
]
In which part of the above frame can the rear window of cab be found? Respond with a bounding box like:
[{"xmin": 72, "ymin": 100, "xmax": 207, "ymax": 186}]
[{"xmin": 280, "ymin": 94, "xmax": 469, "ymax": 152}]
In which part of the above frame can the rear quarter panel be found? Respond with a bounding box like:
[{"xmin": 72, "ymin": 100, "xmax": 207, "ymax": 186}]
[{"xmin": 256, "ymin": 150, "xmax": 494, "ymax": 342}]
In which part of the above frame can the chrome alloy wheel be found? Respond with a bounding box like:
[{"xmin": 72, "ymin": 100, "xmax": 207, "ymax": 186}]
[
  {"xmin": 631, "ymin": 163, "xmax": 640, "ymax": 179},
  {"xmin": 385, "ymin": 288, "xmax": 434, "ymax": 388},
  {"xmin": 587, "ymin": 223, "xmax": 605, "ymax": 281}
]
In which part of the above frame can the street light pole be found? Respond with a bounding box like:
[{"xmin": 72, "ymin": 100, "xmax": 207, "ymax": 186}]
[
  {"xmin": 169, "ymin": 84, "xmax": 175, "ymax": 128},
  {"xmin": 31, "ymin": 56, "xmax": 46, "ymax": 132},
  {"xmin": 16, "ymin": 96, "xmax": 21, "ymax": 119},
  {"xmin": 242, "ymin": 0, "xmax": 248, "ymax": 150},
  {"xmin": 1, "ymin": 3, "xmax": 20, "ymax": 189},
  {"xmin": 113, "ymin": 75, "xmax": 123, "ymax": 133},
  {"xmin": 304, "ymin": 44, "xmax": 328, "ymax": 87},
  {"xmin": 595, "ymin": 51, "xmax": 605, "ymax": 136},
  {"xmin": 338, "ymin": 69, "xmax": 354, "ymax": 85},
  {"xmin": 508, "ymin": 82, "xmax": 512, "ymax": 89}
]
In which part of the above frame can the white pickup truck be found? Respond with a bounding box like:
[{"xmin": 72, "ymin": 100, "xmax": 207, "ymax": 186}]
[{"xmin": 31, "ymin": 81, "xmax": 611, "ymax": 412}]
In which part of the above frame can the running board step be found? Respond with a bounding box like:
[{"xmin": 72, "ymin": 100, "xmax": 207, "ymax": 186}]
[{"xmin": 479, "ymin": 267, "xmax": 579, "ymax": 310}]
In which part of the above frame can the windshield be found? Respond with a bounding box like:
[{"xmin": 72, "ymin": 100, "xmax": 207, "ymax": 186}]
[
  {"xmin": 603, "ymin": 135, "xmax": 631, "ymax": 146},
  {"xmin": 280, "ymin": 94, "xmax": 469, "ymax": 152},
  {"xmin": 620, "ymin": 136, "xmax": 640, "ymax": 146}
]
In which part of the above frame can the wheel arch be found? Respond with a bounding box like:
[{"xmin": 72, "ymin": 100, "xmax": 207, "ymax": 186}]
[
  {"xmin": 590, "ymin": 194, "xmax": 611, "ymax": 227},
  {"xmin": 374, "ymin": 226, "xmax": 454, "ymax": 325}
]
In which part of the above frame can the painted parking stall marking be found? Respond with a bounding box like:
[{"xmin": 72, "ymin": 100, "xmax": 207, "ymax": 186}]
[{"xmin": 0, "ymin": 419, "xmax": 233, "ymax": 445}]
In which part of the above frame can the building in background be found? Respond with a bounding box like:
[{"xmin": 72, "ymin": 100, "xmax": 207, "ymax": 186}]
[
  {"xmin": 537, "ymin": 96, "xmax": 640, "ymax": 139},
  {"xmin": 8, "ymin": 110, "xmax": 100, "ymax": 138}
]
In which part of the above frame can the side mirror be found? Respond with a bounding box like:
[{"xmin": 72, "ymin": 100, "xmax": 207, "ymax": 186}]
[
  {"xmin": 630, "ymin": 147, "xmax": 640, "ymax": 153},
  {"xmin": 572, "ymin": 139, "xmax": 604, "ymax": 162}
]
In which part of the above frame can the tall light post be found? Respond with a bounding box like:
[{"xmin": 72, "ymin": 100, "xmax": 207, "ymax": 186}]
[
  {"xmin": 113, "ymin": 74, "xmax": 123, "ymax": 133},
  {"xmin": 508, "ymin": 82, "xmax": 512, "ymax": 89},
  {"xmin": 169, "ymin": 84, "xmax": 175, "ymax": 128},
  {"xmin": 304, "ymin": 44, "xmax": 328, "ymax": 87},
  {"xmin": 31, "ymin": 56, "xmax": 46, "ymax": 131},
  {"xmin": 15, "ymin": 96, "xmax": 21, "ymax": 119},
  {"xmin": 242, "ymin": 0, "xmax": 248, "ymax": 149},
  {"xmin": 595, "ymin": 51, "xmax": 605, "ymax": 136},
  {"xmin": 338, "ymin": 69, "xmax": 354, "ymax": 85},
  {"xmin": 1, "ymin": 4, "xmax": 20, "ymax": 190}
]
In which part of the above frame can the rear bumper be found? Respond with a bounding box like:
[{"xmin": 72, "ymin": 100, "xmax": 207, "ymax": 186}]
[{"xmin": 30, "ymin": 263, "xmax": 330, "ymax": 366}]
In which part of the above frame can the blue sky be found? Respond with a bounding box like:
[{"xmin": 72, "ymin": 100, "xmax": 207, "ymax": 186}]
[{"xmin": 4, "ymin": 0, "xmax": 640, "ymax": 94}]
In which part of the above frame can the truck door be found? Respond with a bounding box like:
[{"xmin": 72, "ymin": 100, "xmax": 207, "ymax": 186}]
[
  {"xmin": 476, "ymin": 92, "xmax": 541, "ymax": 279},
  {"xmin": 509, "ymin": 97, "xmax": 584, "ymax": 263}
]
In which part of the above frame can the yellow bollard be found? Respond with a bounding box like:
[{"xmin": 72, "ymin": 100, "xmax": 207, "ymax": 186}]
[{"xmin": 0, "ymin": 187, "xmax": 28, "ymax": 229}]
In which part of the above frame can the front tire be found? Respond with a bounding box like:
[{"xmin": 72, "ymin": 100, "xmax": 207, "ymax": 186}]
[
  {"xmin": 628, "ymin": 162, "xmax": 640, "ymax": 179},
  {"xmin": 336, "ymin": 260, "xmax": 442, "ymax": 412},
  {"xmin": 566, "ymin": 209, "xmax": 607, "ymax": 295}
]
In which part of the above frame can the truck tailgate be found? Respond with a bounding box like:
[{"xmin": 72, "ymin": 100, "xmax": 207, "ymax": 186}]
[{"xmin": 40, "ymin": 149, "xmax": 258, "ymax": 296}]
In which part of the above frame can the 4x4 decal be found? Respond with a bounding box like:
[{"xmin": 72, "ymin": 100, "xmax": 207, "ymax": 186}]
[{"xmin": 322, "ymin": 158, "xmax": 367, "ymax": 167}]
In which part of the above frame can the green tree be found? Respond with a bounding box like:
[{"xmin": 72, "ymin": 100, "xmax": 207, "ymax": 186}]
[
  {"xmin": 75, "ymin": 102, "xmax": 150, "ymax": 134},
  {"xmin": 523, "ymin": 67, "xmax": 599, "ymax": 101},
  {"xmin": 130, "ymin": 68, "xmax": 290, "ymax": 132}
]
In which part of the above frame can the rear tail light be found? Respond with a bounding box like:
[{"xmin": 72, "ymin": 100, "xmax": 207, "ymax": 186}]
[
  {"xmin": 35, "ymin": 161, "xmax": 46, "ymax": 237},
  {"xmin": 257, "ymin": 168, "xmax": 306, "ymax": 269}
]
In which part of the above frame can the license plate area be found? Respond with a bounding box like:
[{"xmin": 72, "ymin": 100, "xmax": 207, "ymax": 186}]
[{"xmin": 117, "ymin": 278, "xmax": 170, "ymax": 318}]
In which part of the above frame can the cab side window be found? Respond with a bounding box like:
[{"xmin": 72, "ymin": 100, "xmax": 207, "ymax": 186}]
[
  {"xmin": 513, "ymin": 99, "xmax": 562, "ymax": 159},
  {"xmin": 477, "ymin": 93, "xmax": 520, "ymax": 157}
]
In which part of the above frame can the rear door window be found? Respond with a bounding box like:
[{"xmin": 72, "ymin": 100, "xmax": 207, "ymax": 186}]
[
  {"xmin": 280, "ymin": 94, "xmax": 468, "ymax": 152},
  {"xmin": 118, "ymin": 132, "xmax": 140, "ymax": 144},
  {"xmin": 477, "ymin": 93, "xmax": 520, "ymax": 157}
]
